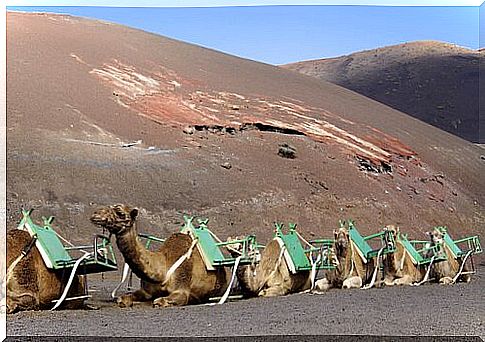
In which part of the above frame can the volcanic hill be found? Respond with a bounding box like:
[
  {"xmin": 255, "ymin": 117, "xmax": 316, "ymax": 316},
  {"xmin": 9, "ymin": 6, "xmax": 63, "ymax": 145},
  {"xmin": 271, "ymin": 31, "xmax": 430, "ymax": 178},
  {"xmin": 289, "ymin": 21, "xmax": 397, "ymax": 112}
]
[
  {"xmin": 283, "ymin": 41, "xmax": 483, "ymax": 143},
  {"xmin": 7, "ymin": 13, "xmax": 484, "ymax": 245}
]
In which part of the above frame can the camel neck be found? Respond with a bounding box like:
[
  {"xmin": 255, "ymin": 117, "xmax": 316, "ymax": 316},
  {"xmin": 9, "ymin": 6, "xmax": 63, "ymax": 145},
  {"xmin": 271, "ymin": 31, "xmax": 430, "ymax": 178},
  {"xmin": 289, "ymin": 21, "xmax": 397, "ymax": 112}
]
[
  {"xmin": 115, "ymin": 223, "xmax": 167, "ymax": 284},
  {"xmin": 338, "ymin": 247, "xmax": 352, "ymax": 277}
]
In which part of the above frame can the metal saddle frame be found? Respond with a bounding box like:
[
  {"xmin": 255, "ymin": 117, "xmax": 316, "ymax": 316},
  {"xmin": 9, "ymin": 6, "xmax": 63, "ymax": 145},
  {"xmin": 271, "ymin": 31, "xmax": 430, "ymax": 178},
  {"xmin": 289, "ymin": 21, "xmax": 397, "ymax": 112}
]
[
  {"xmin": 397, "ymin": 232, "xmax": 447, "ymax": 266},
  {"xmin": 273, "ymin": 222, "xmax": 336, "ymax": 272},
  {"xmin": 433, "ymin": 226, "xmax": 482, "ymax": 277},
  {"xmin": 345, "ymin": 220, "xmax": 396, "ymax": 263},
  {"xmin": 180, "ymin": 215, "xmax": 260, "ymax": 269},
  {"xmin": 112, "ymin": 216, "xmax": 262, "ymax": 304},
  {"xmin": 15, "ymin": 209, "xmax": 118, "ymax": 310},
  {"xmin": 333, "ymin": 220, "xmax": 396, "ymax": 288}
]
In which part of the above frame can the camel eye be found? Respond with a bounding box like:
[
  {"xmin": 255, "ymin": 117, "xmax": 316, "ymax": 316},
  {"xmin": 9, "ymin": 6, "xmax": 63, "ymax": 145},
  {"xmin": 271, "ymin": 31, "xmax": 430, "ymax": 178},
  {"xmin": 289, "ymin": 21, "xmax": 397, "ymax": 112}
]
[{"xmin": 113, "ymin": 207, "xmax": 127, "ymax": 219}]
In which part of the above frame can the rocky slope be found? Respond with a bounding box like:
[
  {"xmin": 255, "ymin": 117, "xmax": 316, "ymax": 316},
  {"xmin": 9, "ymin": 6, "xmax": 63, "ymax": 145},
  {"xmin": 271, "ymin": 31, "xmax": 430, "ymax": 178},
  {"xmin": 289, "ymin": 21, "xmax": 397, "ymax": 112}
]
[
  {"xmin": 283, "ymin": 41, "xmax": 483, "ymax": 143},
  {"xmin": 7, "ymin": 13, "xmax": 484, "ymax": 246}
]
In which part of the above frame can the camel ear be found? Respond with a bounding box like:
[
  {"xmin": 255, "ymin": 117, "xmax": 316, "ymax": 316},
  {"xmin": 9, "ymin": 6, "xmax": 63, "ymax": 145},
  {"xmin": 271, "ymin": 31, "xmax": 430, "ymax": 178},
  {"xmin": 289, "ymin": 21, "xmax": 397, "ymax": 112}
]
[{"xmin": 130, "ymin": 208, "xmax": 139, "ymax": 220}]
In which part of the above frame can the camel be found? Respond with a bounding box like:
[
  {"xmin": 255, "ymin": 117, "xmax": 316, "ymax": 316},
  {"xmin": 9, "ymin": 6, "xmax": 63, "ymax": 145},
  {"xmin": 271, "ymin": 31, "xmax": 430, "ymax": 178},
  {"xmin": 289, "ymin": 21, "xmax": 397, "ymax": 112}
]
[
  {"xmin": 5, "ymin": 229, "xmax": 86, "ymax": 313},
  {"xmin": 315, "ymin": 226, "xmax": 382, "ymax": 291},
  {"xmin": 90, "ymin": 204, "xmax": 231, "ymax": 308},
  {"xmin": 381, "ymin": 225, "xmax": 427, "ymax": 286},
  {"xmin": 427, "ymin": 227, "xmax": 471, "ymax": 284},
  {"xmin": 227, "ymin": 236, "xmax": 311, "ymax": 297}
]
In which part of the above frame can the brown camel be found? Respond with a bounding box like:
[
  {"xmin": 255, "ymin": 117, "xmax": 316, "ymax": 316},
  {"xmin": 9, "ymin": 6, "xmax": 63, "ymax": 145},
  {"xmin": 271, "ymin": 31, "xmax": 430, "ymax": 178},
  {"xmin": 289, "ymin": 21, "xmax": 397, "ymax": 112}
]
[
  {"xmin": 90, "ymin": 204, "xmax": 230, "ymax": 308},
  {"xmin": 5, "ymin": 229, "xmax": 86, "ymax": 313},
  {"xmin": 381, "ymin": 226, "xmax": 427, "ymax": 286},
  {"xmin": 427, "ymin": 227, "xmax": 471, "ymax": 284},
  {"xmin": 315, "ymin": 227, "xmax": 381, "ymax": 290},
  {"xmin": 231, "ymin": 237, "xmax": 311, "ymax": 298}
]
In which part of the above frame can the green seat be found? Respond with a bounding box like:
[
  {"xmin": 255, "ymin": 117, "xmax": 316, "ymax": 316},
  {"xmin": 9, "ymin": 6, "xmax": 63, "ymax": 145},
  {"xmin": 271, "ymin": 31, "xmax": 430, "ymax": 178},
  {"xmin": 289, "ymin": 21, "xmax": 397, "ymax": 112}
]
[
  {"xmin": 398, "ymin": 233, "xmax": 446, "ymax": 265},
  {"xmin": 180, "ymin": 216, "xmax": 258, "ymax": 270},
  {"xmin": 18, "ymin": 209, "xmax": 118, "ymax": 274},
  {"xmin": 434, "ymin": 226, "xmax": 482, "ymax": 259},
  {"xmin": 348, "ymin": 226, "xmax": 374, "ymax": 259},
  {"xmin": 275, "ymin": 225, "xmax": 312, "ymax": 271},
  {"xmin": 347, "ymin": 221, "xmax": 395, "ymax": 261},
  {"xmin": 274, "ymin": 223, "xmax": 335, "ymax": 271}
]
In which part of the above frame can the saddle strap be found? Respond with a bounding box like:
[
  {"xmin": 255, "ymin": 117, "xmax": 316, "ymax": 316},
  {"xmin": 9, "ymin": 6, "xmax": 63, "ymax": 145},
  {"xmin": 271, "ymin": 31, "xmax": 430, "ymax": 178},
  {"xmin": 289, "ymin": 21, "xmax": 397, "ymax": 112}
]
[{"xmin": 5, "ymin": 235, "xmax": 38, "ymax": 284}]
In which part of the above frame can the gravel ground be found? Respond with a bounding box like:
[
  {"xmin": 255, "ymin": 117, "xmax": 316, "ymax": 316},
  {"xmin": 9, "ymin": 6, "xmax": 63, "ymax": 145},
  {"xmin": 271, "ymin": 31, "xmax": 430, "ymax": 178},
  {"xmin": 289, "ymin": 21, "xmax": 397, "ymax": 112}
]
[{"xmin": 7, "ymin": 267, "xmax": 485, "ymax": 338}]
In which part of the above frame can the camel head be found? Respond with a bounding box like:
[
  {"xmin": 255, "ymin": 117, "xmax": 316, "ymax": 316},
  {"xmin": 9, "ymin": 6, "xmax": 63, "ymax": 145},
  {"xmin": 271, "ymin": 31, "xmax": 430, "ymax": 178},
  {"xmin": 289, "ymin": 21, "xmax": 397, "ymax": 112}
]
[
  {"xmin": 333, "ymin": 227, "xmax": 349, "ymax": 257},
  {"xmin": 324, "ymin": 246, "xmax": 340, "ymax": 267},
  {"xmin": 385, "ymin": 224, "xmax": 398, "ymax": 236},
  {"xmin": 384, "ymin": 224, "xmax": 398, "ymax": 248},
  {"xmin": 90, "ymin": 204, "xmax": 138, "ymax": 235},
  {"xmin": 225, "ymin": 235, "xmax": 261, "ymax": 263},
  {"xmin": 225, "ymin": 236, "xmax": 245, "ymax": 258},
  {"xmin": 426, "ymin": 227, "xmax": 445, "ymax": 246}
]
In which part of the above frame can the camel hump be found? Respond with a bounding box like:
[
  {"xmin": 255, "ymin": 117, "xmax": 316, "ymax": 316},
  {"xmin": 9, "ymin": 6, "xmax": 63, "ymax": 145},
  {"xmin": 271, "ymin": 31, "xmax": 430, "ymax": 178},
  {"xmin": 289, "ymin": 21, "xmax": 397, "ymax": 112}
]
[
  {"xmin": 161, "ymin": 233, "xmax": 194, "ymax": 260},
  {"xmin": 6, "ymin": 229, "xmax": 40, "ymax": 290},
  {"xmin": 259, "ymin": 239, "xmax": 283, "ymax": 270},
  {"xmin": 7, "ymin": 229, "xmax": 33, "ymax": 261},
  {"xmin": 7, "ymin": 228, "xmax": 31, "ymax": 241}
]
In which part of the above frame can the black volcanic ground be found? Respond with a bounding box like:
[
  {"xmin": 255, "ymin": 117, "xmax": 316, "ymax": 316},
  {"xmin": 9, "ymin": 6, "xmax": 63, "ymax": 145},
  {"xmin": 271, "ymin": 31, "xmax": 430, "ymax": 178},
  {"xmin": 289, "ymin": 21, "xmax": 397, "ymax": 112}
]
[
  {"xmin": 7, "ymin": 13, "xmax": 484, "ymax": 248},
  {"xmin": 283, "ymin": 41, "xmax": 483, "ymax": 143}
]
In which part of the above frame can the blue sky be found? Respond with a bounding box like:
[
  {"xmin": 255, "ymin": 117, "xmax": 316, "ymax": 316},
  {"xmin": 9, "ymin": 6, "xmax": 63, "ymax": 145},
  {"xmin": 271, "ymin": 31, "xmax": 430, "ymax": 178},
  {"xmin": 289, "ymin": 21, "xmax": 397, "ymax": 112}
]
[
  {"xmin": 481, "ymin": 2, "xmax": 485, "ymax": 47},
  {"xmin": 7, "ymin": 5, "xmax": 480, "ymax": 64}
]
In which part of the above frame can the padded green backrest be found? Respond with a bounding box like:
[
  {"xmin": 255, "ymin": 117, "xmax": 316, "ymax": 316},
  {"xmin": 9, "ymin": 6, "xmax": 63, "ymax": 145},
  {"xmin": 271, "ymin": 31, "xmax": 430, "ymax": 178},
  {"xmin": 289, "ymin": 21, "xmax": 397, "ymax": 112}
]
[
  {"xmin": 348, "ymin": 227, "xmax": 373, "ymax": 258},
  {"xmin": 442, "ymin": 233, "xmax": 462, "ymax": 258},
  {"xmin": 191, "ymin": 227, "xmax": 226, "ymax": 263},
  {"xmin": 278, "ymin": 232, "xmax": 312, "ymax": 269},
  {"xmin": 398, "ymin": 234, "xmax": 422, "ymax": 264},
  {"xmin": 24, "ymin": 216, "xmax": 72, "ymax": 268}
]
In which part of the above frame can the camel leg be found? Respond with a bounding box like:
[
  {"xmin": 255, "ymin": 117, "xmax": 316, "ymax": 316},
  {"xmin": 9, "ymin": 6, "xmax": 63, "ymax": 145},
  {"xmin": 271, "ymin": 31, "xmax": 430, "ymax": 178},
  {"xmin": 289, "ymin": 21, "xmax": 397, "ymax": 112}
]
[
  {"xmin": 383, "ymin": 275, "xmax": 395, "ymax": 286},
  {"xmin": 392, "ymin": 275, "xmax": 414, "ymax": 286},
  {"xmin": 314, "ymin": 278, "xmax": 331, "ymax": 292},
  {"xmin": 152, "ymin": 290, "xmax": 190, "ymax": 308},
  {"xmin": 117, "ymin": 288, "xmax": 153, "ymax": 308},
  {"xmin": 258, "ymin": 285, "xmax": 288, "ymax": 297},
  {"xmin": 342, "ymin": 276, "xmax": 362, "ymax": 289},
  {"xmin": 439, "ymin": 276, "xmax": 453, "ymax": 285},
  {"xmin": 457, "ymin": 263, "xmax": 471, "ymax": 283},
  {"xmin": 6, "ymin": 292, "xmax": 39, "ymax": 313}
]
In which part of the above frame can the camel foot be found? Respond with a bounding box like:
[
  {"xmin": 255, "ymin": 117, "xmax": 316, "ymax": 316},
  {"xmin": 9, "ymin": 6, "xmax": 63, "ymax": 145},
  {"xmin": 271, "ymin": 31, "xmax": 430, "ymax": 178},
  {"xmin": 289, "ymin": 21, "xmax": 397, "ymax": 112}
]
[
  {"xmin": 116, "ymin": 295, "xmax": 134, "ymax": 308},
  {"xmin": 342, "ymin": 276, "xmax": 362, "ymax": 289},
  {"xmin": 153, "ymin": 291, "xmax": 189, "ymax": 308},
  {"xmin": 439, "ymin": 277, "xmax": 453, "ymax": 285},
  {"xmin": 314, "ymin": 278, "xmax": 331, "ymax": 292},
  {"xmin": 373, "ymin": 280, "xmax": 385, "ymax": 288},
  {"xmin": 152, "ymin": 297, "xmax": 173, "ymax": 308},
  {"xmin": 6, "ymin": 293, "xmax": 38, "ymax": 313},
  {"xmin": 84, "ymin": 304, "xmax": 100, "ymax": 310},
  {"xmin": 392, "ymin": 276, "xmax": 413, "ymax": 286},
  {"xmin": 258, "ymin": 286, "xmax": 287, "ymax": 297},
  {"xmin": 383, "ymin": 277, "xmax": 395, "ymax": 287},
  {"xmin": 6, "ymin": 303, "xmax": 17, "ymax": 314}
]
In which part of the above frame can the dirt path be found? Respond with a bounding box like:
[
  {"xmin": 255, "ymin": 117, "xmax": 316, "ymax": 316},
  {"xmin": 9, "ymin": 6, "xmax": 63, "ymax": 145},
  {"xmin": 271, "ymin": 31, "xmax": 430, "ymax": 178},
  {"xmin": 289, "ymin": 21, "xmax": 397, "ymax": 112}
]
[{"xmin": 7, "ymin": 267, "xmax": 485, "ymax": 338}]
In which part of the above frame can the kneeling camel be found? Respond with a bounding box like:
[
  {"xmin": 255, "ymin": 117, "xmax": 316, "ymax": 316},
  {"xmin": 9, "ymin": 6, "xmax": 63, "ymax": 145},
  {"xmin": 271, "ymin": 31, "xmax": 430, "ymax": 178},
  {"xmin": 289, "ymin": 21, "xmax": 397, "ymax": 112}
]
[{"xmin": 90, "ymin": 204, "xmax": 230, "ymax": 308}]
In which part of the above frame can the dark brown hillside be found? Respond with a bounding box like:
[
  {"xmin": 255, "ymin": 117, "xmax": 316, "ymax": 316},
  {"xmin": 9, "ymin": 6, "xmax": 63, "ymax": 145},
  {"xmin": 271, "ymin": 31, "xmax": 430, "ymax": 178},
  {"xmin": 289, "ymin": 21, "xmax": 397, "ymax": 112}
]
[
  {"xmin": 7, "ymin": 13, "xmax": 484, "ymax": 247},
  {"xmin": 283, "ymin": 41, "xmax": 482, "ymax": 143}
]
